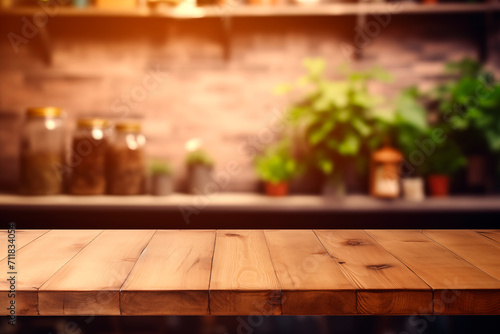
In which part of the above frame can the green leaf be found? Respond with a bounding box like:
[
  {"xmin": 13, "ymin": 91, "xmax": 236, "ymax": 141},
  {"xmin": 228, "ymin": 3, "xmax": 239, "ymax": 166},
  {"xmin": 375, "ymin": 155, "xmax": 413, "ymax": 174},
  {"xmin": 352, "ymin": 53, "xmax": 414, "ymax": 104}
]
[
  {"xmin": 395, "ymin": 89, "xmax": 428, "ymax": 132},
  {"xmin": 303, "ymin": 58, "xmax": 326, "ymax": 80},
  {"xmin": 308, "ymin": 120, "xmax": 334, "ymax": 145},
  {"xmin": 352, "ymin": 118, "xmax": 371, "ymax": 137},
  {"xmin": 273, "ymin": 83, "xmax": 292, "ymax": 95},
  {"xmin": 338, "ymin": 133, "xmax": 360, "ymax": 155},
  {"xmin": 318, "ymin": 159, "xmax": 334, "ymax": 175}
]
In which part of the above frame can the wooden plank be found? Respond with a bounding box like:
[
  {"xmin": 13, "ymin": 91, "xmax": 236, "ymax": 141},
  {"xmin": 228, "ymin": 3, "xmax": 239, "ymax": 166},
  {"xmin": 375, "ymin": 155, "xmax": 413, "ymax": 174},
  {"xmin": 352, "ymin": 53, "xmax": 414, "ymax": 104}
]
[
  {"xmin": 264, "ymin": 230, "xmax": 355, "ymax": 315},
  {"xmin": 38, "ymin": 230, "xmax": 155, "ymax": 316},
  {"xmin": 315, "ymin": 230, "xmax": 432, "ymax": 315},
  {"xmin": 210, "ymin": 230, "xmax": 281, "ymax": 315},
  {"xmin": 120, "ymin": 230, "xmax": 216, "ymax": 315},
  {"xmin": 0, "ymin": 229, "xmax": 50, "ymax": 261},
  {"xmin": 367, "ymin": 230, "xmax": 500, "ymax": 315},
  {"xmin": 0, "ymin": 230, "xmax": 100, "ymax": 316},
  {"xmin": 475, "ymin": 230, "xmax": 500, "ymax": 244},
  {"xmin": 424, "ymin": 230, "xmax": 500, "ymax": 281}
]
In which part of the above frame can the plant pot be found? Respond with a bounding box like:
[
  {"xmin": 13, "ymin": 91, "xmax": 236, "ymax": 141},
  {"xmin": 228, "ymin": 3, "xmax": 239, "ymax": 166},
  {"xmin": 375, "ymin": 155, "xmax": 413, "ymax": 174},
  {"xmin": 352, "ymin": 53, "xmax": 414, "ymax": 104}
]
[
  {"xmin": 427, "ymin": 174, "xmax": 450, "ymax": 197},
  {"xmin": 265, "ymin": 181, "xmax": 289, "ymax": 197},
  {"xmin": 151, "ymin": 174, "xmax": 174, "ymax": 196},
  {"xmin": 188, "ymin": 165, "xmax": 213, "ymax": 195},
  {"xmin": 402, "ymin": 177, "xmax": 425, "ymax": 201}
]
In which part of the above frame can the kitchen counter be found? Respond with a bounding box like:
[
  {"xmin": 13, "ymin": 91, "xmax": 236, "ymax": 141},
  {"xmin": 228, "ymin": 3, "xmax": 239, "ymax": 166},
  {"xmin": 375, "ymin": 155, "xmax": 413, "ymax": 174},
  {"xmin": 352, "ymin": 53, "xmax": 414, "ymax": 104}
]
[{"xmin": 1, "ymin": 229, "xmax": 499, "ymax": 316}]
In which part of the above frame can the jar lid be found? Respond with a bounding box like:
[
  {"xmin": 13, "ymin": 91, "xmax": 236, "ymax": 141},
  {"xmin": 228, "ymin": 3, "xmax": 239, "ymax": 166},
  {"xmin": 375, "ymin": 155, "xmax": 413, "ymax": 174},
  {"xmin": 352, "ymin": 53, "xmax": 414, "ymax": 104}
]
[
  {"xmin": 27, "ymin": 107, "xmax": 62, "ymax": 118},
  {"xmin": 77, "ymin": 118, "xmax": 109, "ymax": 128},
  {"xmin": 115, "ymin": 121, "xmax": 141, "ymax": 133}
]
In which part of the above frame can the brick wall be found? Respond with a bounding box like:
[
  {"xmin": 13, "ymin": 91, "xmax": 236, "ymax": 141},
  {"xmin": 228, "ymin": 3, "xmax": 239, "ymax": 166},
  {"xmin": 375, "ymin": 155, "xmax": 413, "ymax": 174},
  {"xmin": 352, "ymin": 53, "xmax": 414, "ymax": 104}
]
[{"xmin": 0, "ymin": 12, "xmax": 498, "ymax": 192}]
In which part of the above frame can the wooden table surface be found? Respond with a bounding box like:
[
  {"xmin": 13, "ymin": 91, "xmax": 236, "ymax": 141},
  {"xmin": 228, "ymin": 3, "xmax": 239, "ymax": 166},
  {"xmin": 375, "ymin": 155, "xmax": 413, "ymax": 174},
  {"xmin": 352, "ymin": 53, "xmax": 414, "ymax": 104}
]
[{"xmin": 1, "ymin": 229, "xmax": 499, "ymax": 316}]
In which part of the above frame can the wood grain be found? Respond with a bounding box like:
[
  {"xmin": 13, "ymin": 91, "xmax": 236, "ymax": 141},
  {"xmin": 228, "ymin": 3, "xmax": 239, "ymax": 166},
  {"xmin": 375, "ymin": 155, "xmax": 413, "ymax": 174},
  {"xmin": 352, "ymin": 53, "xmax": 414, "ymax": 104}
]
[
  {"xmin": 120, "ymin": 230, "xmax": 216, "ymax": 315},
  {"xmin": 424, "ymin": 230, "xmax": 500, "ymax": 281},
  {"xmin": 315, "ymin": 230, "xmax": 432, "ymax": 315},
  {"xmin": 475, "ymin": 230, "xmax": 500, "ymax": 244},
  {"xmin": 210, "ymin": 230, "xmax": 281, "ymax": 315},
  {"xmin": 367, "ymin": 230, "xmax": 500, "ymax": 315},
  {"xmin": 0, "ymin": 230, "xmax": 100, "ymax": 315},
  {"xmin": 0, "ymin": 229, "xmax": 50, "ymax": 261},
  {"xmin": 264, "ymin": 230, "xmax": 355, "ymax": 315},
  {"xmin": 38, "ymin": 230, "xmax": 155, "ymax": 315}
]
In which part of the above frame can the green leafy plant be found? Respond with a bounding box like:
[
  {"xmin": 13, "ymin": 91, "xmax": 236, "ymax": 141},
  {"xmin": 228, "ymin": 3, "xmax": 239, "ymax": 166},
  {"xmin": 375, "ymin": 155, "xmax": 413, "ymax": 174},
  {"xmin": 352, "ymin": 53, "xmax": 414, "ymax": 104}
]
[
  {"xmin": 277, "ymin": 58, "xmax": 391, "ymax": 181},
  {"xmin": 149, "ymin": 159, "xmax": 173, "ymax": 176},
  {"xmin": 435, "ymin": 58, "xmax": 500, "ymax": 171},
  {"xmin": 425, "ymin": 136, "xmax": 467, "ymax": 176},
  {"xmin": 255, "ymin": 142, "xmax": 298, "ymax": 184},
  {"xmin": 391, "ymin": 87, "xmax": 430, "ymax": 175},
  {"xmin": 186, "ymin": 149, "xmax": 214, "ymax": 167}
]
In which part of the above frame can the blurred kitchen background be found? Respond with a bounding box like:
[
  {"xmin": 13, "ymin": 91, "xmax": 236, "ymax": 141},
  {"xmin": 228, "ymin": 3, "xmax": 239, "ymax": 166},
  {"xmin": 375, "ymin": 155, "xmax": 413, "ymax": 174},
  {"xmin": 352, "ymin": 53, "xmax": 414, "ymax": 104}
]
[{"xmin": 1, "ymin": 0, "xmax": 499, "ymax": 198}]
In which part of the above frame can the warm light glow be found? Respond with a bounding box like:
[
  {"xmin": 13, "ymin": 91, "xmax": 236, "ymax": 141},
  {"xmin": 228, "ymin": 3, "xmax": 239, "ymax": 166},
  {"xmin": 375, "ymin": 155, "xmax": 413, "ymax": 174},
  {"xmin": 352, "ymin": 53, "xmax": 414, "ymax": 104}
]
[
  {"xmin": 185, "ymin": 137, "xmax": 202, "ymax": 152},
  {"xmin": 91, "ymin": 128, "xmax": 103, "ymax": 140},
  {"xmin": 44, "ymin": 119, "xmax": 56, "ymax": 130}
]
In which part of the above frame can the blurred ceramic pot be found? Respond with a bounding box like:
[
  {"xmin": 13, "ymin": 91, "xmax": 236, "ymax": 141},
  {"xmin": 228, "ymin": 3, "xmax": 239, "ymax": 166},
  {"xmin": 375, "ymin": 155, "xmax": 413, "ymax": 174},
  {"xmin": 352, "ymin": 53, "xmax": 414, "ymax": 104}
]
[
  {"xmin": 151, "ymin": 174, "xmax": 174, "ymax": 196},
  {"xmin": 427, "ymin": 174, "xmax": 450, "ymax": 197},
  {"xmin": 265, "ymin": 181, "xmax": 289, "ymax": 197},
  {"xmin": 188, "ymin": 165, "xmax": 212, "ymax": 194},
  {"xmin": 402, "ymin": 177, "xmax": 425, "ymax": 201}
]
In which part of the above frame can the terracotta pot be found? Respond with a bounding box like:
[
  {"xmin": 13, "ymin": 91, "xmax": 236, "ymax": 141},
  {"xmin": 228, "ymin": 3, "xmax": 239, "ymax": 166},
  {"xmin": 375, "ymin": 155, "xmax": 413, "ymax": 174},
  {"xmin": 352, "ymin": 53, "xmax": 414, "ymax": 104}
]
[
  {"xmin": 265, "ymin": 182, "xmax": 289, "ymax": 197},
  {"xmin": 427, "ymin": 174, "xmax": 450, "ymax": 197}
]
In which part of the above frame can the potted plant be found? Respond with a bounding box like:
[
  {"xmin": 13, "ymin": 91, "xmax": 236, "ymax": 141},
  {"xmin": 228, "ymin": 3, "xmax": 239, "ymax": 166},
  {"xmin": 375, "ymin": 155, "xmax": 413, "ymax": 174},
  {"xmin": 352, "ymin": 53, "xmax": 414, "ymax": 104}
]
[
  {"xmin": 434, "ymin": 58, "xmax": 500, "ymax": 193},
  {"xmin": 425, "ymin": 136, "xmax": 467, "ymax": 197},
  {"xmin": 149, "ymin": 159, "xmax": 174, "ymax": 196},
  {"xmin": 277, "ymin": 58, "xmax": 390, "ymax": 197},
  {"xmin": 255, "ymin": 142, "xmax": 298, "ymax": 197},
  {"xmin": 186, "ymin": 149, "xmax": 214, "ymax": 195}
]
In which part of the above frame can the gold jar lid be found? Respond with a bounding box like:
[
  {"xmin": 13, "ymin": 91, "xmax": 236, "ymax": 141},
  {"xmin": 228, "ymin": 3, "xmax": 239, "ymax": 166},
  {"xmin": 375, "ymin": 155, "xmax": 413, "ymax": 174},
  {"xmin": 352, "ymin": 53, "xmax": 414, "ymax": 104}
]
[
  {"xmin": 27, "ymin": 107, "xmax": 62, "ymax": 118},
  {"xmin": 115, "ymin": 121, "xmax": 141, "ymax": 133},
  {"xmin": 77, "ymin": 118, "xmax": 109, "ymax": 128}
]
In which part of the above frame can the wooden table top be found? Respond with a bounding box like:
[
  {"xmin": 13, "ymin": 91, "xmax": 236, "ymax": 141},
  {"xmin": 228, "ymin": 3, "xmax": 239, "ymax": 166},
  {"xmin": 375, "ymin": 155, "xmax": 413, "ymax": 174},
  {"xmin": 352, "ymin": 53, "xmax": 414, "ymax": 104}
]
[{"xmin": 1, "ymin": 229, "xmax": 500, "ymax": 316}]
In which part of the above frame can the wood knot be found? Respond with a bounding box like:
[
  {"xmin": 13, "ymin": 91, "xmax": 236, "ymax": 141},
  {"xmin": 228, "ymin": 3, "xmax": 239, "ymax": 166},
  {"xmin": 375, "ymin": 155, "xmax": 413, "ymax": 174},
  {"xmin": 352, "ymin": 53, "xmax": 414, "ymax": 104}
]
[
  {"xmin": 344, "ymin": 239, "xmax": 366, "ymax": 246},
  {"xmin": 338, "ymin": 261, "xmax": 346, "ymax": 264},
  {"xmin": 225, "ymin": 233, "xmax": 240, "ymax": 237},
  {"xmin": 366, "ymin": 264, "xmax": 392, "ymax": 270}
]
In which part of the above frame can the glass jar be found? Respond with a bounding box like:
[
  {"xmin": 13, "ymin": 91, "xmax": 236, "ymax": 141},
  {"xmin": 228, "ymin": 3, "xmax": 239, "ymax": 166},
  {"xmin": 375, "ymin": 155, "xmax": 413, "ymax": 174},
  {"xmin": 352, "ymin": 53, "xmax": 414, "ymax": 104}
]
[
  {"xmin": 19, "ymin": 107, "xmax": 65, "ymax": 195},
  {"xmin": 107, "ymin": 121, "xmax": 146, "ymax": 195},
  {"xmin": 69, "ymin": 118, "xmax": 111, "ymax": 195}
]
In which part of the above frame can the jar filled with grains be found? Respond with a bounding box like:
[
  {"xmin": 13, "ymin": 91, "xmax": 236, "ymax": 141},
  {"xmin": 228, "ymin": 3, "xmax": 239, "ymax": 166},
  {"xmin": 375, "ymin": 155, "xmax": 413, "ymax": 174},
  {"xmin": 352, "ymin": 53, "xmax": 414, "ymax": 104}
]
[
  {"xmin": 69, "ymin": 118, "xmax": 111, "ymax": 195},
  {"xmin": 107, "ymin": 121, "xmax": 146, "ymax": 195},
  {"xmin": 19, "ymin": 107, "xmax": 65, "ymax": 195}
]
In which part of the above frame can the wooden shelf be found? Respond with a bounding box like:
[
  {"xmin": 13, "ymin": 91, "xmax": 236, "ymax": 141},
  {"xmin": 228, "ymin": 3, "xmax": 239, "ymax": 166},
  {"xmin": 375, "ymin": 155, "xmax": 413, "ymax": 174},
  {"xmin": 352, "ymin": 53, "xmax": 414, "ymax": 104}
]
[
  {"xmin": 1, "ymin": 193, "xmax": 500, "ymax": 212},
  {"xmin": 1, "ymin": 193, "xmax": 499, "ymax": 228},
  {"xmin": 1, "ymin": 3, "xmax": 499, "ymax": 19}
]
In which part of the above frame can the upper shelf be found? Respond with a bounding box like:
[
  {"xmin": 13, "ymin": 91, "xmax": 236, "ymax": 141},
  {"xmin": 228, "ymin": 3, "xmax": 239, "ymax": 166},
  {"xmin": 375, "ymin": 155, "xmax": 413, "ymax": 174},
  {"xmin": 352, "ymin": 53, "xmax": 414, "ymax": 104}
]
[{"xmin": 1, "ymin": 3, "xmax": 500, "ymax": 19}]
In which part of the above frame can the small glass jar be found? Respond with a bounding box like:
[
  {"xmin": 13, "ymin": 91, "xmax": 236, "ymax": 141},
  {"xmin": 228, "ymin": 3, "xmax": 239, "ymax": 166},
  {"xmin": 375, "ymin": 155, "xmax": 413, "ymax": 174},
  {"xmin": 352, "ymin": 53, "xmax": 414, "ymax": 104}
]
[
  {"xmin": 107, "ymin": 121, "xmax": 146, "ymax": 195},
  {"xmin": 69, "ymin": 118, "xmax": 111, "ymax": 195},
  {"xmin": 19, "ymin": 107, "xmax": 65, "ymax": 195}
]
